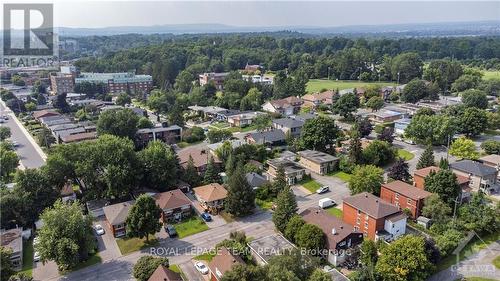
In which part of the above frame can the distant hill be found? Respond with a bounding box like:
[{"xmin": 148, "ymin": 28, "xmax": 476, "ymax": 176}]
[{"xmin": 54, "ymin": 21, "xmax": 500, "ymax": 37}]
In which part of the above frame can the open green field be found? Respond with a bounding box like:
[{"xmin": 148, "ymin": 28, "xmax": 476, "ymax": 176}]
[
  {"xmin": 481, "ymin": 70, "xmax": 500, "ymax": 81},
  {"xmin": 306, "ymin": 79, "xmax": 396, "ymax": 93}
]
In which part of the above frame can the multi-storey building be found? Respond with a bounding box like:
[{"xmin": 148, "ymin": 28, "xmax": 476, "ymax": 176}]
[
  {"xmin": 380, "ymin": 180, "xmax": 432, "ymax": 219},
  {"xmin": 75, "ymin": 72, "xmax": 153, "ymax": 94},
  {"xmin": 50, "ymin": 73, "xmax": 75, "ymax": 95},
  {"xmin": 198, "ymin": 72, "xmax": 229, "ymax": 90}
]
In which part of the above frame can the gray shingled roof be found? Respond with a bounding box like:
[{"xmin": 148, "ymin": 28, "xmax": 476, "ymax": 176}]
[
  {"xmin": 248, "ymin": 130, "xmax": 286, "ymax": 144},
  {"xmin": 246, "ymin": 172, "xmax": 268, "ymax": 188},
  {"xmin": 272, "ymin": 118, "xmax": 304, "ymax": 128},
  {"xmin": 450, "ymin": 160, "xmax": 497, "ymax": 177}
]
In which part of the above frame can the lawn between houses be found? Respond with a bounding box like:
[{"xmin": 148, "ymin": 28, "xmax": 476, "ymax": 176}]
[
  {"xmin": 172, "ymin": 216, "xmax": 209, "ymax": 238},
  {"xmin": 328, "ymin": 171, "xmax": 352, "ymax": 182},
  {"xmin": 116, "ymin": 235, "xmax": 158, "ymax": 255},
  {"xmin": 298, "ymin": 178, "xmax": 322, "ymax": 193}
]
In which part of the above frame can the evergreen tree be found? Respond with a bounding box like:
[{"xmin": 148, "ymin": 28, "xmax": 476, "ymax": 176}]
[
  {"xmin": 416, "ymin": 145, "xmax": 435, "ymax": 169},
  {"xmin": 204, "ymin": 156, "xmax": 221, "ymax": 184},
  {"xmin": 271, "ymin": 165, "xmax": 287, "ymax": 196},
  {"xmin": 225, "ymin": 164, "xmax": 255, "ymax": 217},
  {"xmin": 182, "ymin": 155, "xmax": 201, "ymax": 187},
  {"xmin": 387, "ymin": 158, "xmax": 411, "ymax": 183},
  {"xmin": 438, "ymin": 157, "xmax": 449, "ymax": 169},
  {"xmin": 126, "ymin": 195, "xmax": 162, "ymax": 242},
  {"xmin": 225, "ymin": 153, "xmax": 236, "ymax": 177},
  {"xmin": 348, "ymin": 131, "xmax": 363, "ymax": 165},
  {"xmin": 272, "ymin": 187, "xmax": 298, "ymax": 233}
]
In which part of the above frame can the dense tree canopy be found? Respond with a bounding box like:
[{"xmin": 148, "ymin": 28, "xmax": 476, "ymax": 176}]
[{"xmin": 299, "ymin": 116, "xmax": 339, "ymax": 152}]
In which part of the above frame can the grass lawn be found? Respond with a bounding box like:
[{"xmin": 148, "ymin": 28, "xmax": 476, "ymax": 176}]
[
  {"xmin": 256, "ymin": 198, "xmax": 274, "ymax": 210},
  {"xmin": 493, "ymin": 255, "xmax": 500, "ymax": 269},
  {"xmin": 397, "ymin": 149, "xmax": 415, "ymax": 161},
  {"xmin": 172, "ymin": 216, "xmax": 209, "ymax": 238},
  {"xmin": 116, "ymin": 235, "xmax": 158, "ymax": 255},
  {"xmin": 19, "ymin": 239, "xmax": 34, "ymax": 277},
  {"xmin": 306, "ymin": 79, "xmax": 396, "ymax": 93},
  {"xmin": 328, "ymin": 171, "xmax": 352, "ymax": 182},
  {"xmin": 299, "ymin": 178, "xmax": 322, "ymax": 193},
  {"xmin": 436, "ymin": 232, "xmax": 500, "ymax": 272},
  {"xmin": 325, "ymin": 207, "xmax": 343, "ymax": 218},
  {"xmin": 219, "ymin": 211, "xmax": 236, "ymax": 223},
  {"xmin": 177, "ymin": 140, "xmax": 203, "ymax": 148},
  {"xmin": 194, "ymin": 252, "xmax": 216, "ymax": 261},
  {"xmin": 481, "ymin": 69, "xmax": 500, "ymax": 81},
  {"xmin": 210, "ymin": 122, "xmax": 230, "ymax": 129},
  {"xmin": 70, "ymin": 253, "xmax": 102, "ymax": 272}
]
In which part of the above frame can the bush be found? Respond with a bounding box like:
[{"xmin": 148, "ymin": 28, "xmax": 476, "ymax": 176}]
[
  {"xmin": 339, "ymin": 155, "xmax": 355, "ymax": 173},
  {"xmin": 182, "ymin": 126, "xmax": 205, "ymax": 143},
  {"xmin": 255, "ymin": 183, "xmax": 271, "ymax": 200},
  {"xmin": 481, "ymin": 140, "xmax": 500, "ymax": 154},
  {"xmin": 133, "ymin": 255, "xmax": 169, "ymax": 281}
]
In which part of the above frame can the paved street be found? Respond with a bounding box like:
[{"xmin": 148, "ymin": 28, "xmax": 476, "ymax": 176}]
[{"xmin": 0, "ymin": 101, "xmax": 46, "ymax": 169}]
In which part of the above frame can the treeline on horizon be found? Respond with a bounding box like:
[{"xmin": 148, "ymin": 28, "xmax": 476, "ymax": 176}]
[{"xmin": 73, "ymin": 34, "xmax": 500, "ymax": 89}]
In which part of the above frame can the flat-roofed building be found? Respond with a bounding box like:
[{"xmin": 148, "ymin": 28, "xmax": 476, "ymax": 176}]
[
  {"xmin": 298, "ymin": 150, "xmax": 339, "ymax": 175},
  {"xmin": 266, "ymin": 157, "xmax": 305, "ymax": 185},
  {"xmin": 0, "ymin": 227, "xmax": 23, "ymax": 271}
]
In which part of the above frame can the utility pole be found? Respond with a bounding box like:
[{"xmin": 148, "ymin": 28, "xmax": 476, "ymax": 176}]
[
  {"xmin": 446, "ymin": 134, "xmax": 451, "ymax": 162},
  {"xmin": 397, "ymin": 72, "xmax": 400, "ymax": 85}
]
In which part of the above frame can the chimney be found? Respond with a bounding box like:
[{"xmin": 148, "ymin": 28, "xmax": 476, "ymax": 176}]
[{"xmin": 332, "ymin": 228, "xmax": 337, "ymax": 235}]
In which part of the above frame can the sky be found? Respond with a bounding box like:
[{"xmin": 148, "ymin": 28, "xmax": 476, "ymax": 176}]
[{"xmin": 3, "ymin": 0, "xmax": 500, "ymax": 28}]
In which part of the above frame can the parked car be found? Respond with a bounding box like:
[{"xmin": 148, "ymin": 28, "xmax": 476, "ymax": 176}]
[
  {"xmin": 316, "ymin": 186, "xmax": 329, "ymax": 194},
  {"xmin": 195, "ymin": 261, "xmax": 209, "ymax": 274},
  {"xmin": 33, "ymin": 237, "xmax": 39, "ymax": 246},
  {"xmin": 33, "ymin": 251, "xmax": 40, "ymax": 262},
  {"xmin": 318, "ymin": 198, "xmax": 336, "ymax": 209},
  {"xmin": 2, "ymin": 115, "xmax": 9, "ymax": 120},
  {"xmin": 94, "ymin": 224, "xmax": 105, "ymax": 235},
  {"xmin": 165, "ymin": 225, "xmax": 177, "ymax": 237},
  {"xmin": 200, "ymin": 212, "xmax": 212, "ymax": 222},
  {"xmin": 10, "ymin": 141, "xmax": 19, "ymax": 147}
]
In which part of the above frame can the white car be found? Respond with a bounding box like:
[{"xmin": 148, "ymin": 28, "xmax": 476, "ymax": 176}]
[
  {"xmin": 94, "ymin": 224, "xmax": 105, "ymax": 235},
  {"xmin": 316, "ymin": 186, "xmax": 329, "ymax": 194},
  {"xmin": 33, "ymin": 237, "xmax": 39, "ymax": 246},
  {"xmin": 195, "ymin": 261, "xmax": 209, "ymax": 274},
  {"xmin": 34, "ymin": 251, "xmax": 41, "ymax": 262}
]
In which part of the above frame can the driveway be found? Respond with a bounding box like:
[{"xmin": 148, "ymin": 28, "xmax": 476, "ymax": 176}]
[
  {"xmin": 186, "ymin": 193, "xmax": 227, "ymax": 228},
  {"xmin": 294, "ymin": 173, "xmax": 351, "ymax": 213},
  {"xmin": 94, "ymin": 219, "xmax": 121, "ymax": 261},
  {"xmin": 33, "ymin": 260, "xmax": 59, "ymax": 281},
  {"xmin": 179, "ymin": 260, "xmax": 209, "ymax": 281}
]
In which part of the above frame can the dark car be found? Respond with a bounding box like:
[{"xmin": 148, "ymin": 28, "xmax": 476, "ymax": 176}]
[
  {"xmin": 165, "ymin": 225, "xmax": 177, "ymax": 237},
  {"xmin": 200, "ymin": 212, "xmax": 212, "ymax": 222}
]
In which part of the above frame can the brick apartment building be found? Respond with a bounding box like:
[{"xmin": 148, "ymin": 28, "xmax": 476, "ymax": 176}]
[
  {"xmin": 413, "ymin": 166, "xmax": 472, "ymax": 202},
  {"xmin": 343, "ymin": 192, "xmax": 407, "ymax": 241},
  {"xmin": 75, "ymin": 72, "xmax": 153, "ymax": 94},
  {"xmin": 50, "ymin": 73, "xmax": 75, "ymax": 95},
  {"xmin": 380, "ymin": 180, "xmax": 432, "ymax": 219},
  {"xmin": 135, "ymin": 125, "xmax": 182, "ymax": 148},
  {"xmin": 198, "ymin": 72, "xmax": 229, "ymax": 90}
]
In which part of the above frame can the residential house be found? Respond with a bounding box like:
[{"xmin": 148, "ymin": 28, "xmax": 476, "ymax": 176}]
[
  {"xmin": 208, "ymin": 247, "xmax": 245, "ymax": 281},
  {"xmin": 301, "ymin": 90, "xmax": 335, "ymax": 108},
  {"xmin": 266, "ymin": 158, "xmax": 305, "ymax": 185},
  {"xmin": 155, "ymin": 189, "xmax": 192, "ymax": 222},
  {"xmin": 0, "ymin": 227, "xmax": 23, "ymax": 271},
  {"xmin": 380, "ymin": 180, "xmax": 432, "ymax": 219},
  {"xmin": 244, "ymin": 64, "xmax": 262, "ymax": 72},
  {"xmin": 193, "ymin": 183, "xmax": 228, "ymax": 214},
  {"xmin": 177, "ymin": 147, "xmax": 222, "ymax": 174},
  {"xmin": 246, "ymin": 172, "xmax": 268, "ymax": 189},
  {"xmin": 272, "ymin": 118, "xmax": 304, "ymax": 137},
  {"xmin": 342, "ymin": 192, "xmax": 407, "ymax": 241},
  {"xmin": 33, "ymin": 110, "xmax": 60, "ymax": 120},
  {"xmin": 248, "ymin": 234, "xmax": 295, "ymax": 265},
  {"xmin": 103, "ymin": 201, "xmax": 134, "ymax": 237},
  {"xmin": 394, "ymin": 118, "xmax": 411, "ymax": 136},
  {"xmin": 298, "ymin": 150, "xmax": 339, "ymax": 175},
  {"xmin": 413, "ymin": 166, "xmax": 471, "ymax": 202},
  {"xmin": 135, "ymin": 125, "xmax": 182, "ymax": 148},
  {"xmin": 479, "ymin": 154, "xmax": 500, "ymax": 175},
  {"xmin": 227, "ymin": 111, "xmax": 264, "ymax": 127},
  {"xmin": 262, "ymin": 97, "xmax": 303, "ymax": 116},
  {"xmin": 450, "ymin": 160, "xmax": 498, "ymax": 193},
  {"xmin": 207, "ymin": 139, "xmax": 245, "ymax": 157},
  {"xmin": 369, "ymin": 110, "xmax": 404, "ymax": 124},
  {"xmin": 198, "ymin": 72, "xmax": 229, "ymax": 90},
  {"xmin": 148, "ymin": 264, "xmax": 182, "ymax": 281},
  {"xmin": 86, "ymin": 199, "xmax": 110, "ymax": 218},
  {"xmin": 301, "ymin": 208, "xmax": 363, "ymax": 266},
  {"xmin": 245, "ymin": 130, "xmax": 286, "ymax": 147},
  {"xmin": 60, "ymin": 132, "xmax": 97, "ymax": 143},
  {"xmin": 60, "ymin": 182, "xmax": 77, "ymax": 202}
]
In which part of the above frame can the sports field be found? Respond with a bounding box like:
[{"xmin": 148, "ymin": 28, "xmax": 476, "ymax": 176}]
[
  {"xmin": 306, "ymin": 79, "xmax": 396, "ymax": 93},
  {"xmin": 482, "ymin": 70, "xmax": 500, "ymax": 80}
]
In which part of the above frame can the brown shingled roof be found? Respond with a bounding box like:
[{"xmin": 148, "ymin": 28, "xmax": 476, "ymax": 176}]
[
  {"xmin": 155, "ymin": 189, "xmax": 192, "ymax": 210},
  {"xmin": 33, "ymin": 110, "xmax": 60, "ymax": 120},
  {"xmin": 208, "ymin": 247, "xmax": 245, "ymax": 280},
  {"xmin": 193, "ymin": 183, "xmax": 228, "ymax": 202},
  {"xmin": 414, "ymin": 166, "xmax": 470, "ymax": 185},
  {"xmin": 343, "ymin": 192, "xmax": 400, "ymax": 219},
  {"xmin": 103, "ymin": 201, "xmax": 134, "ymax": 225},
  {"xmin": 382, "ymin": 180, "xmax": 432, "ymax": 200},
  {"xmin": 300, "ymin": 208, "xmax": 360, "ymax": 250},
  {"xmin": 177, "ymin": 147, "xmax": 221, "ymax": 169},
  {"xmin": 148, "ymin": 265, "xmax": 182, "ymax": 281}
]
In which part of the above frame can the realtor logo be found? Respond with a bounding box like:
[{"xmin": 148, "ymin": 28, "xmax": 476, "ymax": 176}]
[{"xmin": 3, "ymin": 3, "xmax": 57, "ymax": 66}]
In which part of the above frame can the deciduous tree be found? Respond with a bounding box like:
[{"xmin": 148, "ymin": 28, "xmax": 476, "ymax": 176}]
[
  {"xmin": 299, "ymin": 116, "xmax": 339, "ymax": 152},
  {"xmin": 449, "ymin": 137, "xmax": 479, "ymax": 160},
  {"xmin": 388, "ymin": 158, "xmax": 411, "ymax": 183},
  {"xmin": 132, "ymin": 255, "xmax": 169, "ymax": 281},
  {"xmin": 137, "ymin": 141, "xmax": 179, "ymax": 191},
  {"xmin": 97, "ymin": 108, "xmax": 139, "ymax": 139},
  {"xmin": 348, "ymin": 165, "xmax": 384, "ymax": 195},
  {"xmin": 424, "ymin": 170, "xmax": 461, "ymax": 207},
  {"xmin": 126, "ymin": 194, "xmax": 162, "ymax": 242}
]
